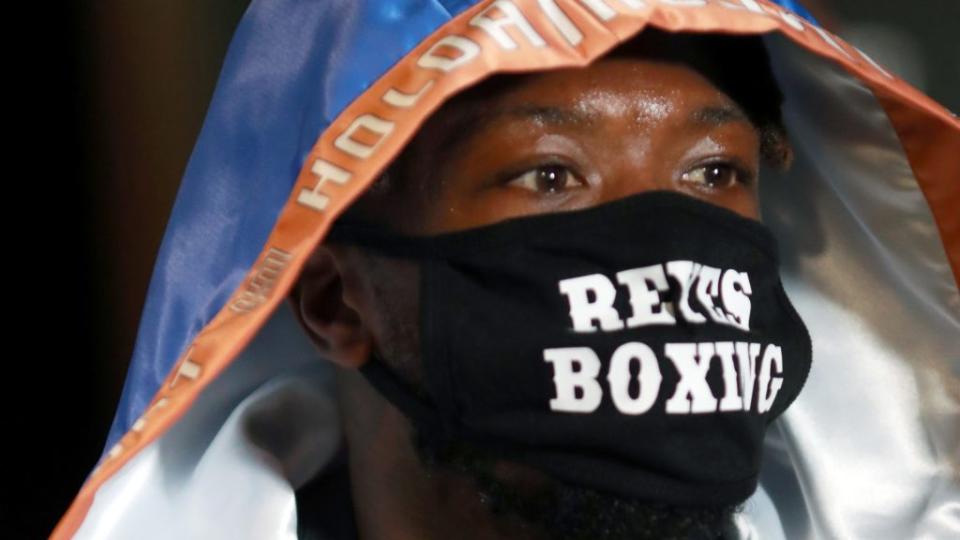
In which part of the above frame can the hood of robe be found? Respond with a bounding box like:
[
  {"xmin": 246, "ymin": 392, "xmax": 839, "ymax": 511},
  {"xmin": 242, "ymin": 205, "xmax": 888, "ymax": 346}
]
[{"xmin": 56, "ymin": 1, "xmax": 959, "ymax": 539}]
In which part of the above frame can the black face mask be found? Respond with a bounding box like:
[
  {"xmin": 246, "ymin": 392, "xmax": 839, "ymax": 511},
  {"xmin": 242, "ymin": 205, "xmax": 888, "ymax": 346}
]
[{"xmin": 327, "ymin": 189, "xmax": 812, "ymax": 507}]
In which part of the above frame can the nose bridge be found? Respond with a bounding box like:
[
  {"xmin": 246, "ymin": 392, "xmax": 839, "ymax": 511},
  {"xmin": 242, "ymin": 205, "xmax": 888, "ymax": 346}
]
[
  {"xmin": 598, "ymin": 145, "xmax": 674, "ymax": 204},
  {"xmin": 587, "ymin": 99, "xmax": 682, "ymax": 205}
]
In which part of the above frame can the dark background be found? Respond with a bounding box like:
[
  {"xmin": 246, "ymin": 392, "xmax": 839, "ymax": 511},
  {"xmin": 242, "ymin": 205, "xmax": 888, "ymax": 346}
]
[{"xmin": 12, "ymin": 1, "xmax": 957, "ymax": 537}]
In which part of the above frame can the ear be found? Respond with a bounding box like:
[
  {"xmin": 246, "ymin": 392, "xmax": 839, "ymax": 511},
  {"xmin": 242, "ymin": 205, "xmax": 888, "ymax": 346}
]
[{"xmin": 287, "ymin": 244, "xmax": 373, "ymax": 369}]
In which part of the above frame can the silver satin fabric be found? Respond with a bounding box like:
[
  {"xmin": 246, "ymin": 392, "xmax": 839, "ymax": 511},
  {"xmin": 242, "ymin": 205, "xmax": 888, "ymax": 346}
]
[
  {"xmin": 758, "ymin": 34, "xmax": 959, "ymax": 539},
  {"xmin": 74, "ymin": 308, "xmax": 342, "ymax": 540},
  {"xmin": 74, "ymin": 32, "xmax": 959, "ymax": 540}
]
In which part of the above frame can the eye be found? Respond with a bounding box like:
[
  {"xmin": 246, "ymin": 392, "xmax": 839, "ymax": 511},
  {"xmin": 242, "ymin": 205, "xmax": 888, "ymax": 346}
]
[
  {"xmin": 680, "ymin": 162, "xmax": 751, "ymax": 191},
  {"xmin": 506, "ymin": 164, "xmax": 585, "ymax": 194}
]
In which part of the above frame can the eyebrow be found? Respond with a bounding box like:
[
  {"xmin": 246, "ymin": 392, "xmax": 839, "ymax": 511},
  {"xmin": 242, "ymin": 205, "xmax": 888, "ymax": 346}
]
[
  {"xmin": 430, "ymin": 102, "xmax": 752, "ymax": 168},
  {"xmin": 477, "ymin": 103, "xmax": 751, "ymax": 130},
  {"xmin": 445, "ymin": 104, "xmax": 599, "ymax": 142},
  {"xmin": 689, "ymin": 104, "xmax": 751, "ymax": 127},
  {"xmin": 431, "ymin": 104, "xmax": 600, "ymax": 161},
  {"xmin": 498, "ymin": 104, "xmax": 599, "ymax": 128}
]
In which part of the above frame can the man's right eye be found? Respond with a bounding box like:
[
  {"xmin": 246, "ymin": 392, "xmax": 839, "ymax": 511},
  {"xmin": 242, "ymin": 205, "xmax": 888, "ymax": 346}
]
[{"xmin": 506, "ymin": 165, "xmax": 585, "ymax": 194}]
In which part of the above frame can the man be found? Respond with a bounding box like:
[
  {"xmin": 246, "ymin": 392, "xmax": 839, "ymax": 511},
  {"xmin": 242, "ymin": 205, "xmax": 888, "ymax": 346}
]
[
  {"xmin": 55, "ymin": 1, "xmax": 959, "ymax": 539},
  {"xmin": 289, "ymin": 28, "xmax": 798, "ymax": 540}
]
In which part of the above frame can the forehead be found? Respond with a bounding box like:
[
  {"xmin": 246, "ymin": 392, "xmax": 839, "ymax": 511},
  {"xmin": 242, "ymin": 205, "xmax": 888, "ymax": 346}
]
[
  {"xmin": 348, "ymin": 30, "xmax": 782, "ymax": 227},
  {"xmin": 401, "ymin": 34, "xmax": 772, "ymax": 163},
  {"xmin": 402, "ymin": 54, "xmax": 747, "ymax": 180},
  {"xmin": 415, "ymin": 29, "xmax": 770, "ymax": 132},
  {"xmin": 470, "ymin": 57, "xmax": 728, "ymax": 106},
  {"xmin": 427, "ymin": 57, "xmax": 740, "ymax": 136}
]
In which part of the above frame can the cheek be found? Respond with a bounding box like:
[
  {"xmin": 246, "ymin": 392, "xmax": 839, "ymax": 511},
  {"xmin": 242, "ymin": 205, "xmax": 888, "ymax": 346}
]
[
  {"xmin": 722, "ymin": 191, "xmax": 761, "ymax": 221},
  {"xmin": 675, "ymin": 176, "xmax": 761, "ymax": 222},
  {"xmin": 736, "ymin": 179, "xmax": 762, "ymax": 220},
  {"xmin": 359, "ymin": 254, "xmax": 425, "ymax": 386}
]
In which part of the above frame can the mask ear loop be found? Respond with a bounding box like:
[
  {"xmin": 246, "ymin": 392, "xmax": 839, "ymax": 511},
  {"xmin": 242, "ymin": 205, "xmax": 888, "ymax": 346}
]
[
  {"xmin": 329, "ymin": 222, "xmax": 451, "ymax": 442},
  {"xmin": 357, "ymin": 353, "xmax": 447, "ymax": 439}
]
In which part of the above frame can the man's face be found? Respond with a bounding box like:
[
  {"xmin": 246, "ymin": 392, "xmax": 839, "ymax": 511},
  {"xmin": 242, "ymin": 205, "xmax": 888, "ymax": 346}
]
[{"xmin": 322, "ymin": 46, "xmax": 770, "ymax": 539}]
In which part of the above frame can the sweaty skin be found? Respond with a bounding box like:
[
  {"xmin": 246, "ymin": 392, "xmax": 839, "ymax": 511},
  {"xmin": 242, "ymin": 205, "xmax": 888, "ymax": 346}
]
[
  {"xmin": 359, "ymin": 58, "xmax": 761, "ymax": 235},
  {"xmin": 290, "ymin": 40, "xmax": 769, "ymax": 540}
]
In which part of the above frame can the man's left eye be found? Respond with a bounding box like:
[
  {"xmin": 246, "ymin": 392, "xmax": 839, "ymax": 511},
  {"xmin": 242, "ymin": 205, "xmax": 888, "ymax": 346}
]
[
  {"xmin": 680, "ymin": 163, "xmax": 749, "ymax": 190},
  {"xmin": 507, "ymin": 165, "xmax": 585, "ymax": 194}
]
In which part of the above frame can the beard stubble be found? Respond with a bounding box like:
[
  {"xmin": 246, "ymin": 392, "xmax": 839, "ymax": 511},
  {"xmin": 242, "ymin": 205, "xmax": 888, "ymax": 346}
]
[{"xmin": 357, "ymin": 249, "xmax": 743, "ymax": 540}]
